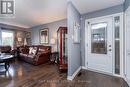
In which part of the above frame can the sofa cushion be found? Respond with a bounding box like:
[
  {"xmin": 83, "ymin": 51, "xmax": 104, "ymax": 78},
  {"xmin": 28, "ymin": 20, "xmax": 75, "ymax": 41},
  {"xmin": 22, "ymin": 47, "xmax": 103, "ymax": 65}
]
[
  {"xmin": 38, "ymin": 48, "xmax": 45, "ymax": 52},
  {"xmin": 28, "ymin": 54, "xmax": 35, "ymax": 59},
  {"xmin": 20, "ymin": 53, "xmax": 28, "ymax": 57},
  {"xmin": 38, "ymin": 47, "xmax": 50, "ymax": 53}
]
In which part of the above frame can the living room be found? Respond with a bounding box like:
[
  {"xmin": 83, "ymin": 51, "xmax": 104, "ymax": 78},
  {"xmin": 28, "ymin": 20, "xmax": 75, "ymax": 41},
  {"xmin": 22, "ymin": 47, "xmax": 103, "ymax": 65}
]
[{"xmin": 0, "ymin": 0, "xmax": 130, "ymax": 87}]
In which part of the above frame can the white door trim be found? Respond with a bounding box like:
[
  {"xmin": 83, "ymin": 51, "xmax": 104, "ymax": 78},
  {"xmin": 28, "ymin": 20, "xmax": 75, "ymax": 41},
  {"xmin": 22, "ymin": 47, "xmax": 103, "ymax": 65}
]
[
  {"xmin": 85, "ymin": 12, "xmax": 124, "ymax": 77},
  {"xmin": 124, "ymin": 6, "xmax": 130, "ymax": 86}
]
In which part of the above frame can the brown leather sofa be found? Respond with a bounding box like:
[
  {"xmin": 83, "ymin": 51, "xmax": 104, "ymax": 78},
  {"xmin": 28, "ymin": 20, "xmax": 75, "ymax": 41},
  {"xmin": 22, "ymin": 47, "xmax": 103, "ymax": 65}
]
[
  {"xmin": 0, "ymin": 46, "xmax": 12, "ymax": 53},
  {"xmin": 19, "ymin": 45, "xmax": 51, "ymax": 65}
]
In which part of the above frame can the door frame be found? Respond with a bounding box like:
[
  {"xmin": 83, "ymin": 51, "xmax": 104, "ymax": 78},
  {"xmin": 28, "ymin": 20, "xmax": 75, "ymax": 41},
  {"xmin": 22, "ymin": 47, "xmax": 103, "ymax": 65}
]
[
  {"xmin": 85, "ymin": 13, "xmax": 124, "ymax": 77},
  {"xmin": 124, "ymin": 7, "xmax": 130, "ymax": 86}
]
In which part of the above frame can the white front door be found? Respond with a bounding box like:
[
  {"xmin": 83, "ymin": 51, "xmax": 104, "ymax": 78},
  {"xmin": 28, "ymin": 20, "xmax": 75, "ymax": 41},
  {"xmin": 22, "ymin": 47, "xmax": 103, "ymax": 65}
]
[{"xmin": 87, "ymin": 17, "xmax": 113, "ymax": 74}]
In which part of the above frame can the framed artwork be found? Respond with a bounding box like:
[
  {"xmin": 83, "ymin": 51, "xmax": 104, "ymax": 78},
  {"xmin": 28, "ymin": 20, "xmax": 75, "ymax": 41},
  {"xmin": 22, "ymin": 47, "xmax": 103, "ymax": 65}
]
[
  {"xmin": 73, "ymin": 21, "xmax": 80, "ymax": 43},
  {"xmin": 40, "ymin": 28, "xmax": 49, "ymax": 44}
]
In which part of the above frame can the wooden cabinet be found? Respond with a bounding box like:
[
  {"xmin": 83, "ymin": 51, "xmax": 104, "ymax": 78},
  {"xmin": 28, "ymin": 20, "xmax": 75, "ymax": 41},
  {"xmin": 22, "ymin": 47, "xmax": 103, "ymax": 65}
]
[{"xmin": 57, "ymin": 27, "xmax": 68, "ymax": 72}]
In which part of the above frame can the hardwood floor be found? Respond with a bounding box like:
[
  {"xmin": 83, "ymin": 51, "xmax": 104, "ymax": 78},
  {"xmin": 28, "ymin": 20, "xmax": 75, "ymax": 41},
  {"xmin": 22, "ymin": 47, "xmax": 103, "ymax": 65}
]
[{"xmin": 0, "ymin": 60, "xmax": 129, "ymax": 87}]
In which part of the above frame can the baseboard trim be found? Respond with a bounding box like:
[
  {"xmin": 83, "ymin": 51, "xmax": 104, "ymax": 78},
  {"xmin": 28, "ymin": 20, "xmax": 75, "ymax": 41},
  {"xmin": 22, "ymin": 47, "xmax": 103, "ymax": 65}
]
[
  {"xmin": 67, "ymin": 66, "xmax": 81, "ymax": 81},
  {"xmin": 81, "ymin": 66, "xmax": 87, "ymax": 70}
]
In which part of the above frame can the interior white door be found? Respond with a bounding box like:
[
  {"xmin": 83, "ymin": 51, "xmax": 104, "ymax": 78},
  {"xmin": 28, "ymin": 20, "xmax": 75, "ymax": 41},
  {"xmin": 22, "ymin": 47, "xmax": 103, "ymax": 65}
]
[
  {"xmin": 125, "ymin": 6, "xmax": 130, "ymax": 84},
  {"xmin": 87, "ymin": 17, "xmax": 113, "ymax": 74}
]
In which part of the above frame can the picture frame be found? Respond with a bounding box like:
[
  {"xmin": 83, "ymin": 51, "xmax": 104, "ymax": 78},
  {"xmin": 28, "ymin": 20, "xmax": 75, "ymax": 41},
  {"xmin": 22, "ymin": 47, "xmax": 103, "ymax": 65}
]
[
  {"xmin": 73, "ymin": 21, "xmax": 80, "ymax": 43},
  {"xmin": 40, "ymin": 28, "xmax": 49, "ymax": 44}
]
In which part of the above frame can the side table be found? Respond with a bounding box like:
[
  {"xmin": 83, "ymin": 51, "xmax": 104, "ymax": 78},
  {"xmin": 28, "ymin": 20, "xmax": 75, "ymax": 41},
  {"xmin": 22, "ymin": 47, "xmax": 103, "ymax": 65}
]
[{"xmin": 50, "ymin": 52, "xmax": 59, "ymax": 64}]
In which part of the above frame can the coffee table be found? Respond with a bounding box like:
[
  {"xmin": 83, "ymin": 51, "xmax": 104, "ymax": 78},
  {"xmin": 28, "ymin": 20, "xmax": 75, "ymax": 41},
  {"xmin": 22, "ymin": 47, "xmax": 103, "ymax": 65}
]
[{"xmin": 0, "ymin": 54, "xmax": 14, "ymax": 71}]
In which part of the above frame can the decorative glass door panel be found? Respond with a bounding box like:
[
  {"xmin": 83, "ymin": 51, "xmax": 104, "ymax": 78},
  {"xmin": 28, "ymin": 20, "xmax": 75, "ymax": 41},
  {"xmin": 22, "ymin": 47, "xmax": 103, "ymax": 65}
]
[{"xmin": 91, "ymin": 23, "xmax": 107, "ymax": 54}]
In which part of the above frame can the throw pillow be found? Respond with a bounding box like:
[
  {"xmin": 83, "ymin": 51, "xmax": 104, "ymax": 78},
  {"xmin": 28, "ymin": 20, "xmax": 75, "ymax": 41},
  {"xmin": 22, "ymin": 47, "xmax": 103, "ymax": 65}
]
[
  {"xmin": 32, "ymin": 47, "xmax": 37, "ymax": 55},
  {"xmin": 29, "ymin": 47, "xmax": 33, "ymax": 54},
  {"xmin": 29, "ymin": 47, "xmax": 37, "ymax": 55}
]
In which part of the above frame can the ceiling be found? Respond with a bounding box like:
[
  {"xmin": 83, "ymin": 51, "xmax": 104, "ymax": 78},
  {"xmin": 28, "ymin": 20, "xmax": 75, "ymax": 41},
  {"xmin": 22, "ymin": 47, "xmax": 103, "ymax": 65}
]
[
  {"xmin": 70, "ymin": 0, "xmax": 125, "ymax": 14},
  {"xmin": 0, "ymin": 0, "xmax": 125, "ymax": 28},
  {"xmin": 0, "ymin": 0, "xmax": 67, "ymax": 28}
]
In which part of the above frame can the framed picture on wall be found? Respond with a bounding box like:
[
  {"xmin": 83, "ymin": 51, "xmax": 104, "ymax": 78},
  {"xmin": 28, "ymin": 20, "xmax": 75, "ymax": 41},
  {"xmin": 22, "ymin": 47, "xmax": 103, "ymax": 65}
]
[
  {"xmin": 40, "ymin": 28, "xmax": 49, "ymax": 44},
  {"xmin": 73, "ymin": 21, "xmax": 80, "ymax": 43}
]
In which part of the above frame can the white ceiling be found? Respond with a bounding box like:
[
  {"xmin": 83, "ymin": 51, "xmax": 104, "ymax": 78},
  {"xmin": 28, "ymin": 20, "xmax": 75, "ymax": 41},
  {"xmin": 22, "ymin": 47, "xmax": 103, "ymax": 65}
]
[
  {"xmin": 70, "ymin": 0, "xmax": 125, "ymax": 14},
  {"xmin": 0, "ymin": 0, "xmax": 125, "ymax": 28},
  {"xmin": 0, "ymin": 0, "xmax": 67, "ymax": 28}
]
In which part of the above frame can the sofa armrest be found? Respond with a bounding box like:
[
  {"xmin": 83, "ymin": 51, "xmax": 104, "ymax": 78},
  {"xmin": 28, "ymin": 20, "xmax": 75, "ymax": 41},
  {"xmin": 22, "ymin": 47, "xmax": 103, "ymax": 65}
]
[{"xmin": 34, "ymin": 52, "xmax": 51, "ymax": 62}]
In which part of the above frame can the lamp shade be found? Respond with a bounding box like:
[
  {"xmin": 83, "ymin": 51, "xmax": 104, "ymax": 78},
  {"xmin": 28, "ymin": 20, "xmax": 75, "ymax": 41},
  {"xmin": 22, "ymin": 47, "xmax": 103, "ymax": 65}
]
[
  {"xmin": 24, "ymin": 38, "xmax": 27, "ymax": 45},
  {"xmin": 50, "ymin": 38, "xmax": 55, "ymax": 45},
  {"xmin": 18, "ymin": 37, "xmax": 22, "ymax": 42}
]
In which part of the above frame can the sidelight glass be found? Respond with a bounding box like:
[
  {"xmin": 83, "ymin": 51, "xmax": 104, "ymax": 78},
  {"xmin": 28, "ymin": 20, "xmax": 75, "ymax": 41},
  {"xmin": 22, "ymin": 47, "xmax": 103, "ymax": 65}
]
[
  {"xmin": 114, "ymin": 16, "xmax": 120, "ymax": 74},
  {"xmin": 91, "ymin": 23, "xmax": 107, "ymax": 54}
]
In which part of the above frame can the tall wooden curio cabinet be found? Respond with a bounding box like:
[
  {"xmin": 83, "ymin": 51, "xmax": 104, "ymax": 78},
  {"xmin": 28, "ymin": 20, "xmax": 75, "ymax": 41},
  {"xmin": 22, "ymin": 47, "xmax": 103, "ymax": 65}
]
[{"xmin": 57, "ymin": 27, "xmax": 68, "ymax": 72}]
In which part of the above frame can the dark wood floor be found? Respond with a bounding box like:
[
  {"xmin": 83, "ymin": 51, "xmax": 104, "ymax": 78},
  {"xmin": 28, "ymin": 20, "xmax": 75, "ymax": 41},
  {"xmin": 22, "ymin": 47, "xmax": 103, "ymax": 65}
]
[{"xmin": 0, "ymin": 60, "xmax": 129, "ymax": 87}]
